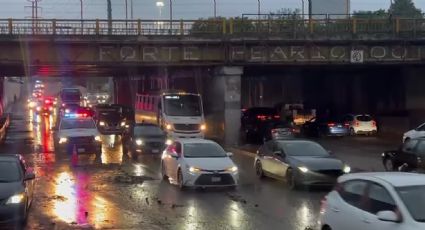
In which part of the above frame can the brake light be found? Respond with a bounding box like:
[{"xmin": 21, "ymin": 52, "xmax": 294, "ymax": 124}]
[
  {"xmin": 327, "ymin": 123, "xmax": 335, "ymax": 127},
  {"xmin": 45, "ymin": 99, "xmax": 50, "ymax": 104},
  {"xmin": 274, "ymin": 115, "xmax": 280, "ymax": 119},
  {"xmin": 271, "ymin": 129, "xmax": 277, "ymax": 134},
  {"xmin": 355, "ymin": 122, "xmax": 360, "ymax": 127},
  {"xmin": 372, "ymin": 121, "xmax": 376, "ymax": 127},
  {"xmin": 344, "ymin": 123, "xmax": 350, "ymax": 127},
  {"xmin": 257, "ymin": 115, "xmax": 267, "ymax": 120}
]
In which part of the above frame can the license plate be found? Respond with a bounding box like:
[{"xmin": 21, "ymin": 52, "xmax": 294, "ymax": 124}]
[
  {"xmin": 211, "ymin": 177, "xmax": 221, "ymax": 182},
  {"xmin": 338, "ymin": 125, "xmax": 342, "ymax": 127},
  {"xmin": 77, "ymin": 148, "xmax": 85, "ymax": 153},
  {"xmin": 152, "ymin": 149, "xmax": 159, "ymax": 153}
]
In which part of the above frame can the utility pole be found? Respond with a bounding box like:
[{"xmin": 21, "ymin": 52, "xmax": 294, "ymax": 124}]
[
  {"xmin": 131, "ymin": 0, "xmax": 134, "ymax": 20},
  {"xmin": 107, "ymin": 0, "xmax": 112, "ymax": 35},
  {"xmin": 308, "ymin": 0, "xmax": 312, "ymax": 21},
  {"xmin": 213, "ymin": 0, "xmax": 217, "ymax": 18},
  {"xmin": 26, "ymin": 0, "xmax": 42, "ymax": 34},
  {"xmin": 257, "ymin": 0, "xmax": 261, "ymax": 19},
  {"xmin": 80, "ymin": 0, "xmax": 83, "ymax": 31},
  {"xmin": 301, "ymin": 0, "xmax": 304, "ymax": 18},
  {"xmin": 169, "ymin": 0, "xmax": 173, "ymax": 33}
]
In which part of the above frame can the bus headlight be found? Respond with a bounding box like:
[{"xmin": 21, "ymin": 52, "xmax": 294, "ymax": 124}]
[
  {"xmin": 59, "ymin": 137, "xmax": 68, "ymax": 144},
  {"xmin": 99, "ymin": 121, "xmax": 105, "ymax": 126},
  {"xmin": 166, "ymin": 124, "xmax": 172, "ymax": 130},
  {"xmin": 200, "ymin": 124, "xmax": 206, "ymax": 131},
  {"xmin": 121, "ymin": 121, "xmax": 126, "ymax": 127},
  {"xmin": 165, "ymin": 139, "xmax": 173, "ymax": 145},
  {"xmin": 135, "ymin": 139, "xmax": 143, "ymax": 146}
]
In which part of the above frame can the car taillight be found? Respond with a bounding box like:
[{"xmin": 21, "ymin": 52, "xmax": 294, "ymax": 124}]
[
  {"xmin": 372, "ymin": 121, "xmax": 376, "ymax": 127},
  {"xmin": 355, "ymin": 122, "xmax": 360, "ymax": 127},
  {"xmin": 274, "ymin": 115, "xmax": 280, "ymax": 119},
  {"xmin": 320, "ymin": 197, "xmax": 328, "ymax": 214},
  {"xmin": 271, "ymin": 129, "xmax": 277, "ymax": 134},
  {"xmin": 257, "ymin": 115, "xmax": 267, "ymax": 120},
  {"xmin": 344, "ymin": 123, "xmax": 350, "ymax": 127},
  {"xmin": 327, "ymin": 123, "xmax": 335, "ymax": 127}
]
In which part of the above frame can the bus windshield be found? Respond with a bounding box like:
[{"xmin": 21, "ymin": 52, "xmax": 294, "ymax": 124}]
[
  {"xmin": 163, "ymin": 94, "xmax": 202, "ymax": 116},
  {"xmin": 61, "ymin": 89, "xmax": 81, "ymax": 101}
]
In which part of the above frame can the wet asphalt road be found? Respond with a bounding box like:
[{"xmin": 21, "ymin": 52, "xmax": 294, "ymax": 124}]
[{"xmin": 2, "ymin": 102, "xmax": 399, "ymax": 230}]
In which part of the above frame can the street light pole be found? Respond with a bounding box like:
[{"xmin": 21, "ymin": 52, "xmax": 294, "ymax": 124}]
[
  {"xmin": 131, "ymin": 0, "xmax": 134, "ymax": 20},
  {"xmin": 308, "ymin": 0, "xmax": 312, "ymax": 20},
  {"xmin": 257, "ymin": 0, "xmax": 261, "ymax": 19},
  {"xmin": 301, "ymin": 0, "xmax": 304, "ymax": 18},
  {"xmin": 79, "ymin": 0, "xmax": 83, "ymax": 30},
  {"xmin": 213, "ymin": 0, "xmax": 217, "ymax": 18},
  {"xmin": 169, "ymin": 0, "xmax": 173, "ymax": 32}
]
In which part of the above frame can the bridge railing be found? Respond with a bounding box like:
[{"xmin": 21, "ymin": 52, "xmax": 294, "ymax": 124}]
[{"xmin": 0, "ymin": 18, "xmax": 425, "ymax": 38}]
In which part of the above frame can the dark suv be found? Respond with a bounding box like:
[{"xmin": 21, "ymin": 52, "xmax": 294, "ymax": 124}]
[
  {"xmin": 241, "ymin": 107, "xmax": 281, "ymax": 142},
  {"xmin": 93, "ymin": 104, "xmax": 133, "ymax": 135}
]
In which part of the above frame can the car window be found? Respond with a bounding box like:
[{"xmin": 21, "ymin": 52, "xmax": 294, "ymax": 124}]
[
  {"xmin": 183, "ymin": 142, "xmax": 227, "ymax": 158},
  {"xmin": 344, "ymin": 115, "xmax": 353, "ymax": 122},
  {"xmin": 365, "ymin": 183, "xmax": 397, "ymax": 215},
  {"xmin": 339, "ymin": 180, "xmax": 368, "ymax": 210},
  {"xmin": 417, "ymin": 123, "xmax": 425, "ymax": 131},
  {"xmin": 0, "ymin": 161, "xmax": 22, "ymax": 182},
  {"xmin": 415, "ymin": 140, "xmax": 425, "ymax": 154},
  {"xmin": 402, "ymin": 139, "xmax": 418, "ymax": 152},
  {"xmin": 356, "ymin": 115, "xmax": 372, "ymax": 122}
]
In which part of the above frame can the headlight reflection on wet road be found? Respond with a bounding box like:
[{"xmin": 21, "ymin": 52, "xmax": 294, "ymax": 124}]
[{"xmin": 53, "ymin": 171, "xmax": 77, "ymax": 223}]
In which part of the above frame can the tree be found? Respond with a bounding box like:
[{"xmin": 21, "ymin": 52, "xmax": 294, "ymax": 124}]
[
  {"xmin": 390, "ymin": 0, "xmax": 422, "ymax": 18},
  {"xmin": 269, "ymin": 8, "xmax": 303, "ymax": 20},
  {"xmin": 353, "ymin": 9, "xmax": 389, "ymax": 19}
]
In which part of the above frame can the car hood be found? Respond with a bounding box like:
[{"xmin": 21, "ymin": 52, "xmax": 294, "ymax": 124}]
[
  {"xmin": 0, "ymin": 182, "xmax": 24, "ymax": 200},
  {"xmin": 134, "ymin": 135, "xmax": 165, "ymax": 142},
  {"xmin": 165, "ymin": 116, "xmax": 203, "ymax": 124},
  {"xmin": 60, "ymin": 129, "xmax": 99, "ymax": 137},
  {"xmin": 289, "ymin": 156, "xmax": 344, "ymax": 171},
  {"xmin": 184, "ymin": 157, "xmax": 234, "ymax": 171}
]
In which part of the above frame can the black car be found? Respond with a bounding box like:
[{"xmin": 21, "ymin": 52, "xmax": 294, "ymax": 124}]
[
  {"xmin": 0, "ymin": 155, "xmax": 35, "ymax": 226},
  {"xmin": 255, "ymin": 139, "xmax": 351, "ymax": 189},
  {"xmin": 241, "ymin": 107, "xmax": 281, "ymax": 142},
  {"xmin": 123, "ymin": 123, "xmax": 167, "ymax": 159},
  {"xmin": 382, "ymin": 138, "xmax": 425, "ymax": 172},
  {"xmin": 301, "ymin": 116, "xmax": 350, "ymax": 137},
  {"xmin": 94, "ymin": 104, "xmax": 128, "ymax": 135}
]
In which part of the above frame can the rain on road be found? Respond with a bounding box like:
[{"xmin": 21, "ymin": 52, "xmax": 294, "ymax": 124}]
[{"xmin": 3, "ymin": 102, "xmax": 396, "ymax": 230}]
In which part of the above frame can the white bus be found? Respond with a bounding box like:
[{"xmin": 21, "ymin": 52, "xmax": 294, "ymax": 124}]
[{"xmin": 135, "ymin": 91, "xmax": 206, "ymax": 139}]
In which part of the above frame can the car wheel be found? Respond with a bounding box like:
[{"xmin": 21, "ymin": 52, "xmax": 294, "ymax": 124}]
[
  {"xmin": 350, "ymin": 128, "xmax": 356, "ymax": 136},
  {"xmin": 178, "ymin": 169, "xmax": 186, "ymax": 190},
  {"xmin": 255, "ymin": 161, "xmax": 264, "ymax": 179},
  {"xmin": 384, "ymin": 159, "xmax": 395, "ymax": 171},
  {"xmin": 286, "ymin": 168, "xmax": 298, "ymax": 190},
  {"xmin": 20, "ymin": 200, "xmax": 28, "ymax": 227},
  {"xmin": 322, "ymin": 225, "xmax": 332, "ymax": 230},
  {"xmin": 161, "ymin": 162, "xmax": 168, "ymax": 181}
]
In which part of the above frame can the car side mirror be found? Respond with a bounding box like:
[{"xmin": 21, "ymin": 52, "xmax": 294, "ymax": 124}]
[
  {"xmin": 227, "ymin": 152, "xmax": 233, "ymax": 157},
  {"xmin": 24, "ymin": 172, "xmax": 35, "ymax": 181},
  {"xmin": 327, "ymin": 150, "xmax": 333, "ymax": 155},
  {"xmin": 377, "ymin": 211, "xmax": 400, "ymax": 223},
  {"xmin": 170, "ymin": 151, "xmax": 179, "ymax": 159}
]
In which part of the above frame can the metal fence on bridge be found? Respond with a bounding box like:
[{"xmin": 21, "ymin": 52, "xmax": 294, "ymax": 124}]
[{"xmin": 0, "ymin": 18, "xmax": 424, "ymax": 38}]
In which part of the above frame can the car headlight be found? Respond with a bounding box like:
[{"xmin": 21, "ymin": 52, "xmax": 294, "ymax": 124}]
[
  {"xmin": 36, "ymin": 106, "xmax": 41, "ymax": 111},
  {"xmin": 165, "ymin": 139, "xmax": 173, "ymax": 145},
  {"xmin": 99, "ymin": 121, "xmax": 105, "ymax": 126},
  {"xmin": 6, "ymin": 193, "xmax": 25, "ymax": 204},
  {"xmin": 59, "ymin": 137, "xmax": 68, "ymax": 144},
  {"xmin": 166, "ymin": 124, "xmax": 172, "ymax": 130},
  {"xmin": 225, "ymin": 166, "xmax": 238, "ymax": 173},
  {"xmin": 298, "ymin": 166, "xmax": 309, "ymax": 173},
  {"xmin": 121, "ymin": 121, "xmax": 126, "ymax": 127},
  {"xmin": 343, "ymin": 165, "xmax": 351, "ymax": 173},
  {"xmin": 200, "ymin": 124, "xmax": 206, "ymax": 131},
  {"xmin": 65, "ymin": 109, "xmax": 70, "ymax": 113},
  {"xmin": 189, "ymin": 166, "xmax": 202, "ymax": 173},
  {"xmin": 135, "ymin": 139, "xmax": 143, "ymax": 146},
  {"xmin": 95, "ymin": 136, "xmax": 101, "ymax": 142}
]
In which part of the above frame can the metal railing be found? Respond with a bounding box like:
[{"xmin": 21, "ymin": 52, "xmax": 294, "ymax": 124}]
[{"xmin": 0, "ymin": 18, "xmax": 424, "ymax": 38}]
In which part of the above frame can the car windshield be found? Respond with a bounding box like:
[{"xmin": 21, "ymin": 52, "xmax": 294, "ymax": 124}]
[
  {"xmin": 97, "ymin": 108, "xmax": 121, "ymax": 120},
  {"xmin": 164, "ymin": 95, "xmax": 202, "ymax": 116},
  {"xmin": 356, "ymin": 115, "xmax": 372, "ymax": 122},
  {"xmin": 134, "ymin": 126, "xmax": 164, "ymax": 136},
  {"xmin": 396, "ymin": 185, "xmax": 425, "ymax": 222},
  {"xmin": 184, "ymin": 143, "xmax": 227, "ymax": 158},
  {"xmin": 278, "ymin": 141, "xmax": 329, "ymax": 157},
  {"xmin": 0, "ymin": 161, "xmax": 21, "ymax": 182},
  {"xmin": 60, "ymin": 119, "xmax": 96, "ymax": 129}
]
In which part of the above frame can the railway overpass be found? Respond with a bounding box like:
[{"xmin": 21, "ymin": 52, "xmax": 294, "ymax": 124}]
[{"xmin": 1, "ymin": 17, "xmax": 425, "ymax": 144}]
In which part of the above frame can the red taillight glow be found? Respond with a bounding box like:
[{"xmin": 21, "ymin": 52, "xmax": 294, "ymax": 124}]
[
  {"xmin": 327, "ymin": 123, "xmax": 335, "ymax": 127},
  {"xmin": 344, "ymin": 123, "xmax": 350, "ymax": 127},
  {"xmin": 45, "ymin": 100, "xmax": 50, "ymax": 104},
  {"xmin": 271, "ymin": 129, "xmax": 277, "ymax": 134},
  {"xmin": 257, "ymin": 115, "xmax": 267, "ymax": 120},
  {"xmin": 320, "ymin": 197, "xmax": 328, "ymax": 214},
  {"xmin": 372, "ymin": 121, "xmax": 376, "ymax": 127},
  {"xmin": 274, "ymin": 115, "xmax": 280, "ymax": 119},
  {"xmin": 355, "ymin": 122, "xmax": 360, "ymax": 127}
]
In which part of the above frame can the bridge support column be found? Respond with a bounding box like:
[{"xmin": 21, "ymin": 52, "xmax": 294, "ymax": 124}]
[{"xmin": 206, "ymin": 66, "xmax": 243, "ymax": 146}]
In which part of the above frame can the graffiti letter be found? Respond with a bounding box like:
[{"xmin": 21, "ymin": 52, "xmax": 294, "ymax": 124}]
[
  {"xmin": 120, "ymin": 46, "xmax": 136, "ymax": 61},
  {"xmin": 391, "ymin": 46, "xmax": 407, "ymax": 59},
  {"xmin": 291, "ymin": 46, "xmax": 305, "ymax": 59},
  {"xmin": 270, "ymin": 46, "xmax": 288, "ymax": 61},
  {"xmin": 162, "ymin": 47, "xmax": 179, "ymax": 61},
  {"xmin": 184, "ymin": 47, "xmax": 200, "ymax": 60},
  {"xmin": 99, "ymin": 46, "xmax": 114, "ymax": 61},
  {"xmin": 330, "ymin": 46, "xmax": 346, "ymax": 59},
  {"xmin": 250, "ymin": 46, "xmax": 265, "ymax": 62},
  {"xmin": 142, "ymin": 47, "xmax": 158, "ymax": 61},
  {"xmin": 231, "ymin": 46, "xmax": 245, "ymax": 60},
  {"xmin": 371, "ymin": 46, "xmax": 386, "ymax": 59},
  {"xmin": 311, "ymin": 46, "xmax": 326, "ymax": 60}
]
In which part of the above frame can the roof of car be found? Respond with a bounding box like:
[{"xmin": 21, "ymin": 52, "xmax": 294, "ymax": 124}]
[
  {"xmin": 340, "ymin": 172, "xmax": 425, "ymax": 187},
  {"xmin": 176, "ymin": 138, "xmax": 218, "ymax": 145},
  {"xmin": 0, "ymin": 154, "xmax": 22, "ymax": 161}
]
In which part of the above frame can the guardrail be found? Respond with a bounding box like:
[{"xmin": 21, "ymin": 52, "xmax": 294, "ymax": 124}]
[
  {"xmin": 0, "ymin": 18, "xmax": 424, "ymax": 38},
  {"xmin": 0, "ymin": 113, "xmax": 10, "ymax": 144}
]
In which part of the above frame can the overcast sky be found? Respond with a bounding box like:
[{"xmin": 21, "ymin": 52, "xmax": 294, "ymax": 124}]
[{"xmin": 0, "ymin": 0, "xmax": 424, "ymax": 20}]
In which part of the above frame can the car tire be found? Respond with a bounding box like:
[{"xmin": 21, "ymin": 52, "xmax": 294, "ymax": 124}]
[
  {"xmin": 322, "ymin": 225, "xmax": 332, "ymax": 230},
  {"xmin": 255, "ymin": 161, "xmax": 264, "ymax": 179},
  {"xmin": 384, "ymin": 158, "xmax": 395, "ymax": 171},
  {"xmin": 161, "ymin": 162, "xmax": 168, "ymax": 181},
  {"xmin": 286, "ymin": 168, "xmax": 298, "ymax": 190},
  {"xmin": 350, "ymin": 128, "xmax": 356, "ymax": 136},
  {"xmin": 178, "ymin": 169, "xmax": 186, "ymax": 190}
]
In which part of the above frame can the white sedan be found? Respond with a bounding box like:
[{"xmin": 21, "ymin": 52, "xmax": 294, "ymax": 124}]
[
  {"xmin": 319, "ymin": 172, "xmax": 425, "ymax": 230},
  {"xmin": 403, "ymin": 122, "xmax": 425, "ymax": 142},
  {"xmin": 161, "ymin": 139, "xmax": 238, "ymax": 189}
]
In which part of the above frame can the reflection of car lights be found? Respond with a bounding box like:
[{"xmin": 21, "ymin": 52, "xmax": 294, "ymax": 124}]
[
  {"xmin": 298, "ymin": 166, "xmax": 309, "ymax": 173},
  {"xmin": 135, "ymin": 139, "xmax": 143, "ymax": 146},
  {"xmin": 99, "ymin": 121, "xmax": 105, "ymax": 126},
  {"xmin": 95, "ymin": 136, "xmax": 102, "ymax": 142},
  {"xmin": 59, "ymin": 137, "xmax": 68, "ymax": 144},
  {"xmin": 36, "ymin": 106, "xmax": 41, "ymax": 111},
  {"xmin": 6, "ymin": 193, "xmax": 25, "ymax": 204},
  {"xmin": 343, "ymin": 165, "xmax": 351, "ymax": 173},
  {"xmin": 225, "ymin": 166, "xmax": 238, "ymax": 173}
]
